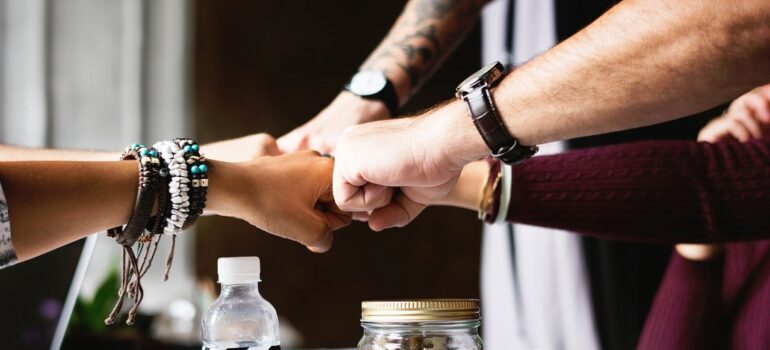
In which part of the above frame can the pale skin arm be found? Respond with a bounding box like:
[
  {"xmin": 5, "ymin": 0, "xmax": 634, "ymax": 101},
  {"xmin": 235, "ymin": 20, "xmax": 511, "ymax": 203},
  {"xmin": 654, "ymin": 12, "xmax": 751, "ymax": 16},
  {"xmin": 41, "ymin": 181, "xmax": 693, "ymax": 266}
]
[
  {"xmin": 277, "ymin": 0, "xmax": 488, "ymax": 153},
  {"xmin": 334, "ymin": 0, "xmax": 770, "ymax": 230},
  {"xmin": 440, "ymin": 84, "xmax": 770, "ymax": 260},
  {"xmin": 3, "ymin": 151, "xmax": 349, "ymax": 263}
]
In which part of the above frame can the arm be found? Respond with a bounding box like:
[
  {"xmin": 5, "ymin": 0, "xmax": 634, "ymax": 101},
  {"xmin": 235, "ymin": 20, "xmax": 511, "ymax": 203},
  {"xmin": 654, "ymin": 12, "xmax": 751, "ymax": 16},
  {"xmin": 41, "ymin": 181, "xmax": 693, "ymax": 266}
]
[
  {"xmin": 333, "ymin": 0, "xmax": 770, "ymax": 229},
  {"xmin": 442, "ymin": 138, "xmax": 770, "ymax": 244},
  {"xmin": 0, "ymin": 133, "xmax": 280, "ymax": 163},
  {"xmin": 502, "ymin": 138, "xmax": 770, "ymax": 244},
  {"xmin": 0, "ymin": 144, "xmax": 117, "ymax": 161},
  {"xmin": 277, "ymin": 0, "xmax": 488, "ymax": 153},
  {"xmin": 2, "ymin": 151, "xmax": 349, "ymax": 263}
]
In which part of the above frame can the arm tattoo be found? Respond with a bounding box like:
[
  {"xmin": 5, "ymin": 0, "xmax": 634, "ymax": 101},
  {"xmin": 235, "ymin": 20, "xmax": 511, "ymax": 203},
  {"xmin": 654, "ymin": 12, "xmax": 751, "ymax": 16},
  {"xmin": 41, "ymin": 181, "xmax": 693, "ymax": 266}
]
[{"xmin": 363, "ymin": 0, "xmax": 488, "ymax": 91}]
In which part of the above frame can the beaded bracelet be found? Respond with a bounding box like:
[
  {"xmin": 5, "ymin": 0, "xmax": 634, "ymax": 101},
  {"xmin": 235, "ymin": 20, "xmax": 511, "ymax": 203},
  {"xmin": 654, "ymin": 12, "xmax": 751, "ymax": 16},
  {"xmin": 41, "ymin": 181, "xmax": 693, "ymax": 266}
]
[
  {"xmin": 154, "ymin": 140, "xmax": 192, "ymax": 234},
  {"xmin": 174, "ymin": 138, "xmax": 208, "ymax": 230}
]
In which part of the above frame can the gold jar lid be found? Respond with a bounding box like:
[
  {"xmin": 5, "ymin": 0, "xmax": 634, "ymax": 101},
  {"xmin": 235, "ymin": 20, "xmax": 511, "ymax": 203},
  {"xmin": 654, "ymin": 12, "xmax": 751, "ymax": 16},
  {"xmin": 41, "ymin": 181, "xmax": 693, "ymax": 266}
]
[{"xmin": 361, "ymin": 299, "xmax": 480, "ymax": 322}]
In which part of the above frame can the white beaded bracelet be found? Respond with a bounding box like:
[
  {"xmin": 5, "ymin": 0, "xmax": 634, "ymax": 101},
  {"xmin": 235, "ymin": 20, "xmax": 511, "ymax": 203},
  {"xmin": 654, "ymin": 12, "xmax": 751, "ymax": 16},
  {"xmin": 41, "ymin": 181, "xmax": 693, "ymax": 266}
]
[{"xmin": 154, "ymin": 140, "xmax": 191, "ymax": 234}]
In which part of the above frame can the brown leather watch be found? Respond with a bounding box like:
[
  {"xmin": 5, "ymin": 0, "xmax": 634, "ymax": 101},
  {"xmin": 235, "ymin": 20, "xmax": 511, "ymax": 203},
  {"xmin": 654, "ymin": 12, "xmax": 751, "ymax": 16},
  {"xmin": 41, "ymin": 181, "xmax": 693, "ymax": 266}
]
[{"xmin": 455, "ymin": 61, "xmax": 538, "ymax": 165}]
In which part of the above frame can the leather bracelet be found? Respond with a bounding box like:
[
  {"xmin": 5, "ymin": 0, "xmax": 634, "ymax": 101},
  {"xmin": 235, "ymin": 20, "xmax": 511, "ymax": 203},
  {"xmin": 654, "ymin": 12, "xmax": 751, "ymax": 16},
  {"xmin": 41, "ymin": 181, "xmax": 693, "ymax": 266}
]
[{"xmin": 108, "ymin": 144, "xmax": 162, "ymax": 247}]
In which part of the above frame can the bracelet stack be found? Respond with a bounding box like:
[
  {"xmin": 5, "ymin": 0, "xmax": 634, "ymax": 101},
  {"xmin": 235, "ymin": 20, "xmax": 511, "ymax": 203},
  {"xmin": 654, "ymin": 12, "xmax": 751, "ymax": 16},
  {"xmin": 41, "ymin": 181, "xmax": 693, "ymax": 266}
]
[{"xmin": 105, "ymin": 139, "xmax": 208, "ymax": 326}]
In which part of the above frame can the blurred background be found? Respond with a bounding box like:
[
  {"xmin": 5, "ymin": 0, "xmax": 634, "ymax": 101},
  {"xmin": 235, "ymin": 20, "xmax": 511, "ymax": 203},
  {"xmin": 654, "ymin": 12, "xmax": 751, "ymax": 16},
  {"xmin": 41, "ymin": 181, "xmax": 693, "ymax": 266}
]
[{"xmin": 0, "ymin": 0, "xmax": 483, "ymax": 349}]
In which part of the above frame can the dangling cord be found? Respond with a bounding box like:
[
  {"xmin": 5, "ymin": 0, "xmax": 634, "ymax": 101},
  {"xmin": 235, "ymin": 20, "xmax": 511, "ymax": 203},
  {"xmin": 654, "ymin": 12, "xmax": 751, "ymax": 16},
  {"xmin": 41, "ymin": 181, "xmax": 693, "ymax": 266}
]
[
  {"xmin": 105, "ymin": 249, "xmax": 130, "ymax": 325},
  {"xmin": 163, "ymin": 234, "xmax": 176, "ymax": 281},
  {"xmin": 140, "ymin": 234, "xmax": 163, "ymax": 278},
  {"xmin": 124, "ymin": 246, "xmax": 143, "ymax": 325}
]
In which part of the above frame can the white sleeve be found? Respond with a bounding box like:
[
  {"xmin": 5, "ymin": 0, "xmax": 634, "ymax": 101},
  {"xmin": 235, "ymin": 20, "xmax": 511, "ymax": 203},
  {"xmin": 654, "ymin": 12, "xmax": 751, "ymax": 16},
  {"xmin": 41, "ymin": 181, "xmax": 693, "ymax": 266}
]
[{"xmin": 0, "ymin": 180, "xmax": 17, "ymax": 269}]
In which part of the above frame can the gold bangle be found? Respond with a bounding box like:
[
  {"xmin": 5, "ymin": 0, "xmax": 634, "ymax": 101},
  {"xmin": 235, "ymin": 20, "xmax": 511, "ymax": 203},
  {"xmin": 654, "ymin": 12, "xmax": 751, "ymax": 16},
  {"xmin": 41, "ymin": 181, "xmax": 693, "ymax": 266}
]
[{"xmin": 478, "ymin": 164, "xmax": 502, "ymax": 221}]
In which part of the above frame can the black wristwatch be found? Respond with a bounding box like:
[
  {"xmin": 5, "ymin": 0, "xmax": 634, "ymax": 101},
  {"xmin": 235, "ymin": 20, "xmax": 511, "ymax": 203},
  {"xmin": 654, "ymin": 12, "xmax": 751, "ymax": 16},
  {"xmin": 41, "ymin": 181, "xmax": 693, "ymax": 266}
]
[
  {"xmin": 345, "ymin": 70, "xmax": 399, "ymax": 116},
  {"xmin": 455, "ymin": 61, "xmax": 538, "ymax": 165}
]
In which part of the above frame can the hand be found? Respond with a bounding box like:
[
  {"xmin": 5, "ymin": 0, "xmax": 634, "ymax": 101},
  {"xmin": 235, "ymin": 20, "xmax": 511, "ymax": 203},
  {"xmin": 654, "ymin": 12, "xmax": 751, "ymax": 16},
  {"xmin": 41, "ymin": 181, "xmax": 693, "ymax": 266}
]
[
  {"xmin": 207, "ymin": 151, "xmax": 351, "ymax": 252},
  {"xmin": 203, "ymin": 133, "xmax": 281, "ymax": 162},
  {"xmin": 698, "ymin": 84, "xmax": 770, "ymax": 142},
  {"xmin": 277, "ymin": 92, "xmax": 390, "ymax": 153},
  {"xmin": 333, "ymin": 101, "xmax": 486, "ymax": 231}
]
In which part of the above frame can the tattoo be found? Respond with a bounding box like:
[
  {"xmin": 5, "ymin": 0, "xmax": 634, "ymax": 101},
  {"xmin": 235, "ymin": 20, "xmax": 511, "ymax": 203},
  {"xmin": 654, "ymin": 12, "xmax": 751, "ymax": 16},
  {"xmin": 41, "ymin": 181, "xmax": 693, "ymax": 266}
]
[{"xmin": 363, "ymin": 0, "xmax": 488, "ymax": 90}]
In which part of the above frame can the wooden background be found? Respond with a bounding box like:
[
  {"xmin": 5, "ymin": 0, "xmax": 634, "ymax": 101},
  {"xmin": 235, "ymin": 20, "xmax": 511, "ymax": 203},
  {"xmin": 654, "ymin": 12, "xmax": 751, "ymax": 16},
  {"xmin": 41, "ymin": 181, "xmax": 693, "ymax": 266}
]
[{"xmin": 193, "ymin": 0, "xmax": 484, "ymax": 347}]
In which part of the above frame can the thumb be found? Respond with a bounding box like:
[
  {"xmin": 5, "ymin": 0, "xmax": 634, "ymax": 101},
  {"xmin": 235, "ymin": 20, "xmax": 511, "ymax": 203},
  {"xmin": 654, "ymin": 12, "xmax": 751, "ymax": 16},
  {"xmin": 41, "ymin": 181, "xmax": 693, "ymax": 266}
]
[
  {"xmin": 277, "ymin": 130, "xmax": 309, "ymax": 153},
  {"xmin": 367, "ymin": 191, "xmax": 426, "ymax": 231}
]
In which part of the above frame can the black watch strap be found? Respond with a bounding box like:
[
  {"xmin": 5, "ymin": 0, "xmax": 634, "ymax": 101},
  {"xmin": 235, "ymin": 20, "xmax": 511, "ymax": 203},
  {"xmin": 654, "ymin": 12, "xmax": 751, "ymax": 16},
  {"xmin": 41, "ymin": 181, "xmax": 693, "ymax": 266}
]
[
  {"xmin": 345, "ymin": 76, "xmax": 399, "ymax": 116},
  {"xmin": 375, "ymin": 78, "xmax": 399, "ymax": 116}
]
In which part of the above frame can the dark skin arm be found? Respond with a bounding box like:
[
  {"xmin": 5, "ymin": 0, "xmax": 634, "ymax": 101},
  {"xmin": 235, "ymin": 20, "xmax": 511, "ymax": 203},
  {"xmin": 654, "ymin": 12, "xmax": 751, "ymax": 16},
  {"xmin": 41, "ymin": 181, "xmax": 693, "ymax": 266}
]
[{"xmin": 2, "ymin": 152, "xmax": 350, "ymax": 262}]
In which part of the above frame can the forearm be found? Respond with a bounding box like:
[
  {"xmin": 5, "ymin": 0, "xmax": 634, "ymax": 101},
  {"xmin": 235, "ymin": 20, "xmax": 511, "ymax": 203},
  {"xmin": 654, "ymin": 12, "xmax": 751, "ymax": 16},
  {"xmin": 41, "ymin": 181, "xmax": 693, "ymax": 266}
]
[
  {"xmin": 505, "ymin": 138, "xmax": 770, "ymax": 243},
  {"xmin": 434, "ymin": 0, "xmax": 770, "ymax": 162},
  {"xmin": 361, "ymin": 0, "xmax": 488, "ymax": 102},
  {"xmin": 0, "ymin": 159, "xmax": 238, "ymax": 262},
  {"xmin": 0, "ymin": 144, "xmax": 117, "ymax": 161},
  {"xmin": 1, "ymin": 161, "xmax": 138, "ymax": 261}
]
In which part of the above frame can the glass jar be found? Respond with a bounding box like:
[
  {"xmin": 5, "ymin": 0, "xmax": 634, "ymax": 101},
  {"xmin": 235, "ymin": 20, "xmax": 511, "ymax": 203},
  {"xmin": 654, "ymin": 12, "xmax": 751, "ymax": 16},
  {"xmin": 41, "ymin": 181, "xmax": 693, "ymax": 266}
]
[{"xmin": 358, "ymin": 299, "xmax": 483, "ymax": 350}]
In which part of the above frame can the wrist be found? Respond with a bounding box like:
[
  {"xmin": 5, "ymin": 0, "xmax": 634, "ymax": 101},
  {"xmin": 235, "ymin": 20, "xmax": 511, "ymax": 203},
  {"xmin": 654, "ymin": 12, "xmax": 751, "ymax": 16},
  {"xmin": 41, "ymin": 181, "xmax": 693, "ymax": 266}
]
[
  {"xmin": 205, "ymin": 160, "xmax": 243, "ymax": 217},
  {"xmin": 336, "ymin": 91, "xmax": 391, "ymax": 122},
  {"xmin": 437, "ymin": 160, "xmax": 489, "ymax": 211},
  {"xmin": 426, "ymin": 100, "xmax": 490, "ymax": 167}
]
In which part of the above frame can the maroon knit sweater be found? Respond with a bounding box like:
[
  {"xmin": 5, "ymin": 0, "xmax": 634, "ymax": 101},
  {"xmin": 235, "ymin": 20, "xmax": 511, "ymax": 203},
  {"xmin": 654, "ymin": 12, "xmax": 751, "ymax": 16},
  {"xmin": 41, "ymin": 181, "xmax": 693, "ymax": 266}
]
[
  {"xmin": 637, "ymin": 241, "xmax": 770, "ymax": 349},
  {"xmin": 504, "ymin": 138, "xmax": 770, "ymax": 349},
  {"xmin": 506, "ymin": 138, "xmax": 770, "ymax": 243}
]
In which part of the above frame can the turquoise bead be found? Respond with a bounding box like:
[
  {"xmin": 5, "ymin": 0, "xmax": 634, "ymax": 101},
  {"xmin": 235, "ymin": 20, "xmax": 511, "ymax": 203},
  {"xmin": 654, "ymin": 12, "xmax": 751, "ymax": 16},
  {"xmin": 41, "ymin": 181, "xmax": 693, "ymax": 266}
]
[
  {"xmin": 190, "ymin": 165, "xmax": 200, "ymax": 174},
  {"xmin": 149, "ymin": 150, "xmax": 158, "ymax": 157},
  {"xmin": 183, "ymin": 145, "xmax": 191, "ymax": 153},
  {"xmin": 191, "ymin": 144, "xmax": 200, "ymax": 152},
  {"xmin": 198, "ymin": 164, "xmax": 208, "ymax": 173},
  {"xmin": 139, "ymin": 148, "xmax": 149, "ymax": 156},
  {"xmin": 131, "ymin": 143, "xmax": 139, "ymax": 148}
]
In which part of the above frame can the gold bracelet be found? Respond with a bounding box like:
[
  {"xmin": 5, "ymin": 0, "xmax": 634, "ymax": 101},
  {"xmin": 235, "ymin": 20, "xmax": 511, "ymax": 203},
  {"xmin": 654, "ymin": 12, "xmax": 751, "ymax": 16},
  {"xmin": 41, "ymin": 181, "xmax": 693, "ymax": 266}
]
[{"xmin": 478, "ymin": 161, "xmax": 502, "ymax": 221}]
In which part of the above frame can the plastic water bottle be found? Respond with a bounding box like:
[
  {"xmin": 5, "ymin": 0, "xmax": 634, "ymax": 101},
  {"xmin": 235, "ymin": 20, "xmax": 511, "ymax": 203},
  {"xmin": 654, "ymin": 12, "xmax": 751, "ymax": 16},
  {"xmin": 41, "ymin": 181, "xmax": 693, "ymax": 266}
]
[{"xmin": 202, "ymin": 257, "xmax": 280, "ymax": 350}]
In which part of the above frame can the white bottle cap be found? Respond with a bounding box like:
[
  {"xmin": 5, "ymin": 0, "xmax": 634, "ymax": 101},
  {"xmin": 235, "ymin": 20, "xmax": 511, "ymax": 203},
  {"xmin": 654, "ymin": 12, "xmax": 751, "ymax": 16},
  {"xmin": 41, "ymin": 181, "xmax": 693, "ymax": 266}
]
[{"xmin": 218, "ymin": 256, "xmax": 261, "ymax": 284}]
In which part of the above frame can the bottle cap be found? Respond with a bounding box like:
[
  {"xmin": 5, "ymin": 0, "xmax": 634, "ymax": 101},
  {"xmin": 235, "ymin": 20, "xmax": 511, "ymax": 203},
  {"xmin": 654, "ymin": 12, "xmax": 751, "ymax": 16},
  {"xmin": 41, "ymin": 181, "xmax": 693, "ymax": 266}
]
[{"xmin": 218, "ymin": 256, "xmax": 261, "ymax": 284}]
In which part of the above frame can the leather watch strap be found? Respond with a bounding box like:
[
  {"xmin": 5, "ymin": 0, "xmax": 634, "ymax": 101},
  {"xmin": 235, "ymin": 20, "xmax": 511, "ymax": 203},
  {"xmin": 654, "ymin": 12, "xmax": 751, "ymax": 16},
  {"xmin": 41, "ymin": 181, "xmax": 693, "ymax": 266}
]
[{"xmin": 464, "ymin": 87, "xmax": 538, "ymax": 164}]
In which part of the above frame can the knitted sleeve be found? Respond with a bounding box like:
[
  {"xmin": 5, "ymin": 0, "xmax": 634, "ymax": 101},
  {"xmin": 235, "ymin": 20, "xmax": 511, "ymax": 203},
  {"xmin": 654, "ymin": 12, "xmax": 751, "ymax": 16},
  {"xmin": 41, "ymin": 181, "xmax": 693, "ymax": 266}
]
[
  {"xmin": 506, "ymin": 138, "xmax": 770, "ymax": 243},
  {"xmin": 637, "ymin": 253, "xmax": 724, "ymax": 349},
  {"xmin": 0, "ymin": 179, "xmax": 17, "ymax": 268}
]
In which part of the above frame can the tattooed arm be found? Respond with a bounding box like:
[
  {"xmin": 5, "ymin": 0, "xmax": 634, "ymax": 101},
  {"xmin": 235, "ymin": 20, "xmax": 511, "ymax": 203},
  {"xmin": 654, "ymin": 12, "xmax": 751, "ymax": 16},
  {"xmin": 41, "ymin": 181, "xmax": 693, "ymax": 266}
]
[
  {"xmin": 361, "ymin": 0, "xmax": 488, "ymax": 102},
  {"xmin": 278, "ymin": 0, "xmax": 488, "ymax": 153}
]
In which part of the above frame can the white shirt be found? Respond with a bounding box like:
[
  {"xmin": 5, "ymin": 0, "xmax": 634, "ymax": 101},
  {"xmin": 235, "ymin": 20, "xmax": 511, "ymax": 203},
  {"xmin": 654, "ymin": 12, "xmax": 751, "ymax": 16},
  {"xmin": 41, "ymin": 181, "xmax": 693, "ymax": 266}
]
[{"xmin": 480, "ymin": 1, "xmax": 601, "ymax": 349}]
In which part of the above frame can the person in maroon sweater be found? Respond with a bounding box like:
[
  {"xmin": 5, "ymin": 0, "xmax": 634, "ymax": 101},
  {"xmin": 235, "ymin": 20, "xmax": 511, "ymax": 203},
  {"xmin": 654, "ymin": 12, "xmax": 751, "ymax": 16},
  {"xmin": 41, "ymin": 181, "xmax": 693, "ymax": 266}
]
[{"xmin": 434, "ymin": 84, "xmax": 770, "ymax": 349}]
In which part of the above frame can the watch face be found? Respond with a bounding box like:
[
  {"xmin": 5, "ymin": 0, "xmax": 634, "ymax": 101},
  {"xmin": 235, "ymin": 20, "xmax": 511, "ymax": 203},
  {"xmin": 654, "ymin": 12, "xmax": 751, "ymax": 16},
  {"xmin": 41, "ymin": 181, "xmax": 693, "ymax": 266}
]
[
  {"xmin": 456, "ymin": 61, "xmax": 505, "ymax": 95},
  {"xmin": 349, "ymin": 70, "xmax": 387, "ymax": 96}
]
